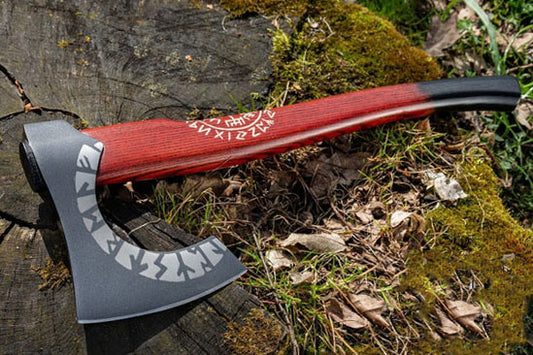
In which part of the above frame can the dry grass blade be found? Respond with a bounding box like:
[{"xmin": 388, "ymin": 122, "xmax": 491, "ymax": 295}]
[{"xmin": 252, "ymin": 233, "xmax": 299, "ymax": 354}]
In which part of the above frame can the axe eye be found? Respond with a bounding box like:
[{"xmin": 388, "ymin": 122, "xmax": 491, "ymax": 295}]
[{"xmin": 19, "ymin": 139, "xmax": 46, "ymax": 193}]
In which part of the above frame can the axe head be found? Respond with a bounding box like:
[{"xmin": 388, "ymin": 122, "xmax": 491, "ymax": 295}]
[{"xmin": 20, "ymin": 120, "xmax": 246, "ymax": 323}]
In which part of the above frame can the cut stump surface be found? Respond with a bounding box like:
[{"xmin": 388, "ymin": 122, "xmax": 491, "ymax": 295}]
[{"xmin": 0, "ymin": 1, "xmax": 282, "ymax": 353}]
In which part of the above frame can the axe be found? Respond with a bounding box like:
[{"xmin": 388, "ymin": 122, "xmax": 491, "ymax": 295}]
[{"xmin": 19, "ymin": 76, "xmax": 520, "ymax": 323}]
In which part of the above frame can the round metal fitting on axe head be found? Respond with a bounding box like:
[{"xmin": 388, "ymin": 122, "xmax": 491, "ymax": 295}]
[
  {"xmin": 21, "ymin": 120, "xmax": 246, "ymax": 324},
  {"xmin": 19, "ymin": 139, "xmax": 46, "ymax": 193}
]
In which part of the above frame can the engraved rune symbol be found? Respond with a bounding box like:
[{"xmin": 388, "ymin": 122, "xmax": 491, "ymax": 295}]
[
  {"xmin": 225, "ymin": 115, "xmax": 247, "ymax": 127},
  {"xmin": 187, "ymin": 109, "xmax": 276, "ymax": 141}
]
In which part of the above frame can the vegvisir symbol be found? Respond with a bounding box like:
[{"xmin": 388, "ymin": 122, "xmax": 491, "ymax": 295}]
[{"xmin": 187, "ymin": 109, "xmax": 276, "ymax": 141}]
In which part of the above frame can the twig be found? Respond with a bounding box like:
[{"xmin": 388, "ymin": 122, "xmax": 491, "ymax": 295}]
[
  {"xmin": 127, "ymin": 218, "xmax": 162, "ymax": 237},
  {"xmin": 329, "ymin": 200, "xmax": 356, "ymax": 230},
  {"xmin": 507, "ymin": 63, "xmax": 533, "ymax": 73},
  {"xmin": 252, "ymin": 232, "xmax": 300, "ymax": 354}
]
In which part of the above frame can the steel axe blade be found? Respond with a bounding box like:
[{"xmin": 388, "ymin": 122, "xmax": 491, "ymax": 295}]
[{"xmin": 21, "ymin": 120, "xmax": 246, "ymax": 324}]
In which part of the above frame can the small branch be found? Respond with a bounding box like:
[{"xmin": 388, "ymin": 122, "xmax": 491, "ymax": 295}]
[{"xmin": 507, "ymin": 63, "xmax": 533, "ymax": 73}]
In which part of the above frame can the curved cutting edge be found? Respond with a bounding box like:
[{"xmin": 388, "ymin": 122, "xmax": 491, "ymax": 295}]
[{"xmin": 22, "ymin": 120, "xmax": 246, "ymax": 324}]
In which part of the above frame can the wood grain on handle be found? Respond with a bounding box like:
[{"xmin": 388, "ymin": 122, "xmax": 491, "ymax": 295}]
[{"xmin": 84, "ymin": 76, "xmax": 520, "ymax": 185}]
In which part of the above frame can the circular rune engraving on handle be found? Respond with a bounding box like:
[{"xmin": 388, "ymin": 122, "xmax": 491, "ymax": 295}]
[{"xmin": 187, "ymin": 109, "xmax": 276, "ymax": 141}]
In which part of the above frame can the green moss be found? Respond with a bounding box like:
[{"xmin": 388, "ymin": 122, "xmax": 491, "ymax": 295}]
[
  {"xmin": 31, "ymin": 259, "xmax": 71, "ymax": 291},
  {"xmin": 268, "ymin": 1, "xmax": 440, "ymax": 102},
  {"xmin": 224, "ymin": 308, "xmax": 286, "ymax": 355},
  {"xmin": 403, "ymin": 156, "xmax": 533, "ymax": 352},
  {"xmin": 219, "ymin": 0, "xmax": 307, "ymax": 17},
  {"xmin": 73, "ymin": 118, "xmax": 89, "ymax": 130},
  {"xmin": 221, "ymin": 0, "xmax": 439, "ymax": 103}
]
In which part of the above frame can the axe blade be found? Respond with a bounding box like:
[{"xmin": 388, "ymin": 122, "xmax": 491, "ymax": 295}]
[{"xmin": 22, "ymin": 120, "xmax": 246, "ymax": 324}]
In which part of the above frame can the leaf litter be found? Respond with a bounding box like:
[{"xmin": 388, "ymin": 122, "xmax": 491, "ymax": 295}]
[
  {"xmin": 445, "ymin": 300, "xmax": 488, "ymax": 338},
  {"xmin": 266, "ymin": 249, "xmax": 295, "ymax": 271},
  {"xmin": 326, "ymin": 298, "xmax": 369, "ymax": 330},
  {"xmin": 148, "ymin": 127, "xmax": 501, "ymax": 352},
  {"xmin": 279, "ymin": 232, "xmax": 347, "ymax": 253},
  {"xmin": 349, "ymin": 293, "xmax": 390, "ymax": 328},
  {"xmin": 142, "ymin": 0, "xmax": 532, "ymax": 352}
]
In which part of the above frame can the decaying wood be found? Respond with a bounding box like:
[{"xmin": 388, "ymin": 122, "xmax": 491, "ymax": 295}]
[{"xmin": 0, "ymin": 0, "xmax": 283, "ymax": 353}]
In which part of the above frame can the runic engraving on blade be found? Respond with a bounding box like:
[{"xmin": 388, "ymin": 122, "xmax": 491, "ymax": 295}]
[
  {"xmin": 74, "ymin": 142, "xmax": 227, "ymax": 282},
  {"xmin": 187, "ymin": 109, "xmax": 276, "ymax": 141},
  {"xmin": 21, "ymin": 119, "xmax": 247, "ymax": 323}
]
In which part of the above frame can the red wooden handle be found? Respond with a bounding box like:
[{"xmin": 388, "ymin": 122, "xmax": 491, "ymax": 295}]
[{"xmin": 84, "ymin": 76, "xmax": 520, "ymax": 185}]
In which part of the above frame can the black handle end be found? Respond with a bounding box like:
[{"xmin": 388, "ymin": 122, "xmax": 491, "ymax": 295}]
[{"xmin": 418, "ymin": 76, "xmax": 521, "ymax": 112}]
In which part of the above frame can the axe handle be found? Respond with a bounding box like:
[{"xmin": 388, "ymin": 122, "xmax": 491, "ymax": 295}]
[{"xmin": 84, "ymin": 76, "xmax": 520, "ymax": 185}]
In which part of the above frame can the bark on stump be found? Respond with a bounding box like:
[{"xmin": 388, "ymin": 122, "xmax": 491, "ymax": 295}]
[{"xmin": 0, "ymin": 1, "xmax": 283, "ymax": 353}]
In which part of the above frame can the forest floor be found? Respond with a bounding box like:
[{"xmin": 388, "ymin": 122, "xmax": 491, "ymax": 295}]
[{"xmin": 137, "ymin": 0, "xmax": 532, "ymax": 353}]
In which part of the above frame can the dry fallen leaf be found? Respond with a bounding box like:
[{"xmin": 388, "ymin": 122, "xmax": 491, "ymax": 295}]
[
  {"xmin": 305, "ymin": 159, "xmax": 336, "ymax": 199},
  {"xmin": 435, "ymin": 307, "xmax": 463, "ymax": 336},
  {"xmin": 390, "ymin": 211, "xmax": 413, "ymax": 228},
  {"xmin": 265, "ymin": 250, "xmax": 295, "ymax": 271},
  {"xmin": 367, "ymin": 201, "xmax": 386, "ymax": 219},
  {"xmin": 267, "ymin": 170, "xmax": 298, "ymax": 196},
  {"xmin": 322, "ymin": 218, "xmax": 346, "ymax": 233},
  {"xmin": 424, "ymin": 13, "xmax": 462, "ymax": 57},
  {"xmin": 289, "ymin": 270, "xmax": 314, "ymax": 285},
  {"xmin": 516, "ymin": 103, "xmax": 532, "ymax": 130},
  {"xmin": 445, "ymin": 300, "xmax": 486, "ymax": 338},
  {"xmin": 304, "ymin": 151, "xmax": 367, "ymax": 198},
  {"xmin": 424, "ymin": 171, "xmax": 468, "ymax": 201},
  {"xmin": 349, "ymin": 293, "xmax": 389, "ymax": 328},
  {"xmin": 354, "ymin": 209, "xmax": 374, "ymax": 224},
  {"xmin": 180, "ymin": 174, "xmax": 228, "ymax": 196},
  {"xmin": 123, "ymin": 181, "xmax": 135, "ymax": 193},
  {"xmin": 415, "ymin": 118, "xmax": 432, "ymax": 131},
  {"xmin": 326, "ymin": 298, "xmax": 369, "ymax": 330},
  {"xmin": 511, "ymin": 32, "xmax": 533, "ymax": 54},
  {"xmin": 457, "ymin": 7, "xmax": 477, "ymax": 22},
  {"xmin": 430, "ymin": 0, "xmax": 449, "ymax": 11},
  {"xmin": 279, "ymin": 233, "xmax": 346, "ymax": 253},
  {"xmin": 390, "ymin": 210, "xmax": 426, "ymax": 247}
]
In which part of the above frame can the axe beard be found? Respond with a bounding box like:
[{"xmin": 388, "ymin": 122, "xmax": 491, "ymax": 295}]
[{"xmin": 21, "ymin": 120, "xmax": 246, "ymax": 323}]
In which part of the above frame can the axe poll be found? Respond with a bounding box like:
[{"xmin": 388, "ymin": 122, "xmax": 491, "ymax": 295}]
[{"xmin": 19, "ymin": 76, "xmax": 521, "ymax": 323}]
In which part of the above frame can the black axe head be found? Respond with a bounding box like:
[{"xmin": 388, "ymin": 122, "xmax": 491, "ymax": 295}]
[{"xmin": 19, "ymin": 120, "xmax": 246, "ymax": 323}]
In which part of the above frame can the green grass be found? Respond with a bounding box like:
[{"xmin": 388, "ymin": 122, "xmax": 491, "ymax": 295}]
[
  {"xmin": 151, "ymin": 0, "xmax": 532, "ymax": 353},
  {"xmin": 152, "ymin": 181, "xmax": 226, "ymax": 238},
  {"xmin": 240, "ymin": 245, "xmax": 368, "ymax": 353},
  {"xmin": 357, "ymin": 0, "xmax": 435, "ymax": 45},
  {"xmin": 357, "ymin": 0, "xmax": 532, "ymax": 220},
  {"xmin": 447, "ymin": 0, "xmax": 533, "ymax": 220}
]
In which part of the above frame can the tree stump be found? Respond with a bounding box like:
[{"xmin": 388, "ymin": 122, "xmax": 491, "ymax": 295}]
[{"xmin": 0, "ymin": 1, "xmax": 283, "ymax": 353}]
